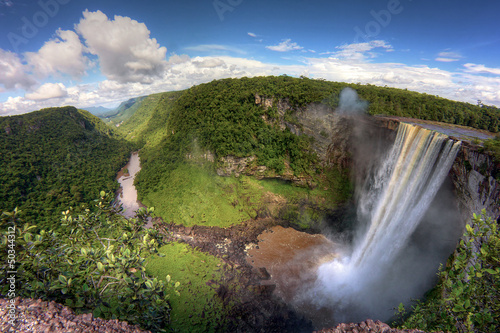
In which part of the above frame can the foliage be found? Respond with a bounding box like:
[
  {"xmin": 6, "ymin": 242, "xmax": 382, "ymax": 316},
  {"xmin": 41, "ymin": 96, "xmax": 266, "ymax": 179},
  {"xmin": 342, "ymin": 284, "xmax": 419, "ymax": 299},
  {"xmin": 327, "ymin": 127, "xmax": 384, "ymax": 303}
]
[
  {"xmin": 482, "ymin": 134, "xmax": 500, "ymax": 164},
  {"xmin": 396, "ymin": 210, "xmax": 500, "ymax": 332},
  {"xmin": 0, "ymin": 192, "xmax": 180, "ymax": 332},
  {"xmin": 0, "ymin": 107, "xmax": 132, "ymax": 229}
]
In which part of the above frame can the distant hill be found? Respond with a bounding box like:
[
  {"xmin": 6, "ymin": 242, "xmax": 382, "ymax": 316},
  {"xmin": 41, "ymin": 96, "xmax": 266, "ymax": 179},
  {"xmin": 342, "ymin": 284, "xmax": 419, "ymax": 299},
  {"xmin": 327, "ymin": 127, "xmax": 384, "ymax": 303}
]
[
  {"xmin": 0, "ymin": 106, "xmax": 132, "ymax": 228},
  {"xmin": 99, "ymin": 96, "xmax": 147, "ymax": 126},
  {"xmin": 83, "ymin": 105, "xmax": 112, "ymax": 115}
]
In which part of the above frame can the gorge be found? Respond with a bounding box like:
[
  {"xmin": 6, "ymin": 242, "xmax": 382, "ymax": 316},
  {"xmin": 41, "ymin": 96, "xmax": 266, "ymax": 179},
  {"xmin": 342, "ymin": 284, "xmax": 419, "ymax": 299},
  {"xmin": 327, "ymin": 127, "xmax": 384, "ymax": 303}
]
[{"xmin": 2, "ymin": 77, "xmax": 499, "ymax": 332}]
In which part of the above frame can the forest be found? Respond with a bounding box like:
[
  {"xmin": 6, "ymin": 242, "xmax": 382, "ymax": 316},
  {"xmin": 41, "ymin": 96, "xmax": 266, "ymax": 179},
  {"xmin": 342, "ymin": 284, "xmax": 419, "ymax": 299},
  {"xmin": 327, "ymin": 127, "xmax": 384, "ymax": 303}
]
[{"xmin": 0, "ymin": 106, "xmax": 132, "ymax": 229}]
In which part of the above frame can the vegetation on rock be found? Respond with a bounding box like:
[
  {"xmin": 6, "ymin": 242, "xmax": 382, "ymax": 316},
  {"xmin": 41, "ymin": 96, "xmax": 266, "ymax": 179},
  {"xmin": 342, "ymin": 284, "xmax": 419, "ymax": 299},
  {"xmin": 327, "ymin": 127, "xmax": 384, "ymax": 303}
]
[{"xmin": 396, "ymin": 210, "xmax": 500, "ymax": 333}]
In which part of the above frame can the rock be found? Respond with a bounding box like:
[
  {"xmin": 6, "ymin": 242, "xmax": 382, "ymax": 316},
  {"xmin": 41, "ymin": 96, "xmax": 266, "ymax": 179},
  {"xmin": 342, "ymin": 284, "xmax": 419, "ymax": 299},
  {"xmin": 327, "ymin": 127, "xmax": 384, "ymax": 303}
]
[{"xmin": 0, "ymin": 297, "xmax": 150, "ymax": 333}]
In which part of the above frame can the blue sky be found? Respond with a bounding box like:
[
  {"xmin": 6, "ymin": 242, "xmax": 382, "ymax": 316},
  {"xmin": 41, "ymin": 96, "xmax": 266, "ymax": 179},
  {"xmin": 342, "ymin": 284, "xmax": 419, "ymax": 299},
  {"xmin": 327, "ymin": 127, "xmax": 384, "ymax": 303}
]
[{"xmin": 1, "ymin": 0, "xmax": 499, "ymax": 115}]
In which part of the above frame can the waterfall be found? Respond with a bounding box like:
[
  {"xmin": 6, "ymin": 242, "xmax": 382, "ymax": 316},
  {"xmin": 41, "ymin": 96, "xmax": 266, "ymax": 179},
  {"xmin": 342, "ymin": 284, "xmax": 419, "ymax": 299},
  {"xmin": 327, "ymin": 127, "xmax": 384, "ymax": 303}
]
[
  {"xmin": 311, "ymin": 122, "xmax": 462, "ymax": 324},
  {"xmin": 351, "ymin": 123, "xmax": 461, "ymax": 268}
]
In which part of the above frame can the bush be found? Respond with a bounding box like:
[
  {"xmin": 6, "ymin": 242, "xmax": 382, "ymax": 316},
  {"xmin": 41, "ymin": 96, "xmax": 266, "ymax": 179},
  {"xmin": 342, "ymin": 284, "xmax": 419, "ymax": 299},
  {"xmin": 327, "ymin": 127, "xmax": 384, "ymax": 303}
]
[{"xmin": 0, "ymin": 192, "xmax": 180, "ymax": 332}]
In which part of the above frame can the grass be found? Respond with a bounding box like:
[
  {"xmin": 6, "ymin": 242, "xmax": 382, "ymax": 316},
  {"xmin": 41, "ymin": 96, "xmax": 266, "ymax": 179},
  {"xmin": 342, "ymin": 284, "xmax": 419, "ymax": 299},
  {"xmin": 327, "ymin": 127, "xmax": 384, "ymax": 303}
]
[
  {"xmin": 141, "ymin": 161, "xmax": 352, "ymax": 229},
  {"xmin": 141, "ymin": 164, "xmax": 252, "ymax": 227},
  {"xmin": 145, "ymin": 242, "xmax": 226, "ymax": 332}
]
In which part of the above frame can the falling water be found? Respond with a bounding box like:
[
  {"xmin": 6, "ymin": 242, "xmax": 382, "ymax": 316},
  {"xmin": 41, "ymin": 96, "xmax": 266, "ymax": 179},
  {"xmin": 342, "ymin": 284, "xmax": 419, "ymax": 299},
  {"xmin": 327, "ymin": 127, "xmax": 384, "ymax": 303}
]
[
  {"xmin": 312, "ymin": 122, "xmax": 462, "ymax": 325},
  {"xmin": 352, "ymin": 123, "xmax": 462, "ymax": 267}
]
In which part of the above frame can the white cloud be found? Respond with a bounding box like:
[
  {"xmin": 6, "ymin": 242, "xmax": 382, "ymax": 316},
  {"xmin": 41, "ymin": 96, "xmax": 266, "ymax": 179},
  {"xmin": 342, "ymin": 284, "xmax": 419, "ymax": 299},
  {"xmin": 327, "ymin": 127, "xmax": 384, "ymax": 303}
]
[
  {"xmin": 248, "ymin": 32, "xmax": 257, "ymax": 38},
  {"xmin": 435, "ymin": 51, "xmax": 462, "ymax": 62},
  {"xmin": 25, "ymin": 83, "xmax": 68, "ymax": 101},
  {"xmin": 0, "ymin": 49, "xmax": 37, "ymax": 90},
  {"xmin": 463, "ymin": 63, "xmax": 500, "ymax": 75},
  {"xmin": 193, "ymin": 58, "xmax": 226, "ymax": 68},
  {"xmin": 330, "ymin": 40, "xmax": 394, "ymax": 61},
  {"xmin": 266, "ymin": 39, "xmax": 303, "ymax": 52},
  {"xmin": 2, "ymin": 42, "xmax": 500, "ymax": 115},
  {"xmin": 75, "ymin": 10, "xmax": 167, "ymax": 83},
  {"xmin": 25, "ymin": 29, "xmax": 87, "ymax": 79}
]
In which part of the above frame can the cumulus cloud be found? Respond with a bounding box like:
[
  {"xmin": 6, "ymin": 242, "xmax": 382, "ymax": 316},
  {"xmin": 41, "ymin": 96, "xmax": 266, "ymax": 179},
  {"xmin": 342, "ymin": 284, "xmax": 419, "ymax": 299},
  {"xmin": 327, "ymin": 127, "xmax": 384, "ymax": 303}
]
[
  {"xmin": 435, "ymin": 51, "xmax": 462, "ymax": 62},
  {"xmin": 266, "ymin": 39, "xmax": 303, "ymax": 52},
  {"xmin": 2, "ymin": 41, "xmax": 500, "ymax": 115},
  {"xmin": 25, "ymin": 30, "xmax": 87, "ymax": 79},
  {"xmin": 463, "ymin": 63, "xmax": 500, "ymax": 75},
  {"xmin": 75, "ymin": 10, "xmax": 167, "ymax": 83},
  {"xmin": 25, "ymin": 83, "xmax": 68, "ymax": 101},
  {"xmin": 0, "ymin": 49, "xmax": 37, "ymax": 90}
]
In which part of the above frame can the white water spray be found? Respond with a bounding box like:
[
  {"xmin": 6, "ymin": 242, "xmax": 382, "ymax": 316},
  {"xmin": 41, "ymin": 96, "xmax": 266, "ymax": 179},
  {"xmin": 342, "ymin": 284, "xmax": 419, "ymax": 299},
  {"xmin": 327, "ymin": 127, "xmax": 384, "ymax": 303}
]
[{"xmin": 312, "ymin": 122, "xmax": 461, "ymax": 323}]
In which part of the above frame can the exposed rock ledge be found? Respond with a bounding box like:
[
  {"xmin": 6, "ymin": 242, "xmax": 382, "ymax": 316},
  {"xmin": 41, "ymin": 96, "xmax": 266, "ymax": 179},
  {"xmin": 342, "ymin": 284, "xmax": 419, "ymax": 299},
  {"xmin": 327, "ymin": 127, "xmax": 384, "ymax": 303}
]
[
  {"xmin": 0, "ymin": 298, "xmax": 149, "ymax": 333},
  {"xmin": 314, "ymin": 319, "xmax": 437, "ymax": 333}
]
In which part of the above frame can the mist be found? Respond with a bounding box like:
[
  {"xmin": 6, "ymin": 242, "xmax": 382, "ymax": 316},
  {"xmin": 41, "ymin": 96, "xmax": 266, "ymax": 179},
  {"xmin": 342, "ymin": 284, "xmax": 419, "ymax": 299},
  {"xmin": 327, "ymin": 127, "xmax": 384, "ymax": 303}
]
[
  {"xmin": 290, "ymin": 88, "xmax": 464, "ymax": 328},
  {"xmin": 336, "ymin": 87, "xmax": 369, "ymax": 115}
]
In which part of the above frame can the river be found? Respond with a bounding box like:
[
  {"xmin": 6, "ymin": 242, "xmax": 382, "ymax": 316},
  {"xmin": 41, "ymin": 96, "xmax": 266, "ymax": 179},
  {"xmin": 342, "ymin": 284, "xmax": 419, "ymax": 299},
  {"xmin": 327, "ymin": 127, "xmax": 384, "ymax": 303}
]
[{"xmin": 116, "ymin": 152, "xmax": 147, "ymax": 220}]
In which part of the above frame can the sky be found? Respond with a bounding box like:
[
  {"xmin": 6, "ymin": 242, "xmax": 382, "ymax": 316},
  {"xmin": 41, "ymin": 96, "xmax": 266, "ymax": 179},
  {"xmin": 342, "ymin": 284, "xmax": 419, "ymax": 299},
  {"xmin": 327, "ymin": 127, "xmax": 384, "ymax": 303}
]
[{"xmin": 1, "ymin": 0, "xmax": 499, "ymax": 115}]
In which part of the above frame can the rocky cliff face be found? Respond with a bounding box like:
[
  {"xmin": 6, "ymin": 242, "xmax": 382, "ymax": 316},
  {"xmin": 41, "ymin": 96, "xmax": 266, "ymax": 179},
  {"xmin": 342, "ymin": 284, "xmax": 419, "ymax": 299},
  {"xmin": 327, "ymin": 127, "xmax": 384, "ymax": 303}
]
[{"xmin": 449, "ymin": 142, "xmax": 500, "ymax": 223}]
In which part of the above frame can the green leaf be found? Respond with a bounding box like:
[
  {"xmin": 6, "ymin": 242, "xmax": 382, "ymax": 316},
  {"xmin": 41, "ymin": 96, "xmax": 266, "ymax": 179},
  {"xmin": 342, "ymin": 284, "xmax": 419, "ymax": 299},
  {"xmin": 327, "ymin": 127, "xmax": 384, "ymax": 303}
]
[
  {"xmin": 23, "ymin": 233, "xmax": 32, "ymax": 243},
  {"xmin": 100, "ymin": 191, "xmax": 106, "ymax": 197},
  {"xmin": 485, "ymin": 268, "xmax": 498, "ymax": 275},
  {"xmin": 97, "ymin": 262, "xmax": 105, "ymax": 272},
  {"xmin": 58, "ymin": 275, "xmax": 67, "ymax": 284},
  {"xmin": 145, "ymin": 280, "xmax": 153, "ymax": 289}
]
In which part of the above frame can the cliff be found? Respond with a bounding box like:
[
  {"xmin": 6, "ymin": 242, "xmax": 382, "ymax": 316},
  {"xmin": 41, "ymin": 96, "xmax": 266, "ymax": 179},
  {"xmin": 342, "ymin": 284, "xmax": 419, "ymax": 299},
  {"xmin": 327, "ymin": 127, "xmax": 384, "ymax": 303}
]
[{"xmin": 254, "ymin": 94, "xmax": 499, "ymax": 225}]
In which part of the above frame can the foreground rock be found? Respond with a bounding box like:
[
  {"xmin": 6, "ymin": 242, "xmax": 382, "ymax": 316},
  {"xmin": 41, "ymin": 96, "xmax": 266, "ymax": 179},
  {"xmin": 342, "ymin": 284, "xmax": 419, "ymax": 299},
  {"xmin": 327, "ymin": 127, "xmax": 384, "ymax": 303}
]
[
  {"xmin": 0, "ymin": 298, "xmax": 149, "ymax": 333},
  {"xmin": 314, "ymin": 319, "xmax": 438, "ymax": 333}
]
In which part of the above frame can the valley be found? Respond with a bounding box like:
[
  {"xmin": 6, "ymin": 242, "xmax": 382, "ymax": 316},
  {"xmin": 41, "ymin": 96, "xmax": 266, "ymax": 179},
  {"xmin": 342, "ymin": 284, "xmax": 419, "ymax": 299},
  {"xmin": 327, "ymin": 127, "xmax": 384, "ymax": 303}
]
[{"xmin": 1, "ymin": 76, "xmax": 499, "ymax": 333}]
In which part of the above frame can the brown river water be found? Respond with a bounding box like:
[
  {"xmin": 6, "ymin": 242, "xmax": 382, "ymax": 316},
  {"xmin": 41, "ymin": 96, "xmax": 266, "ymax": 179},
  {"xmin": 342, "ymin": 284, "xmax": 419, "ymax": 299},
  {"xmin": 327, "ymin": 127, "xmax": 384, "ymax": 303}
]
[
  {"xmin": 115, "ymin": 152, "xmax": 150, "ymax": 223},
  {"xmin": 246, "ymin": 226, "xmax": 339, "ymax": 303}
]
